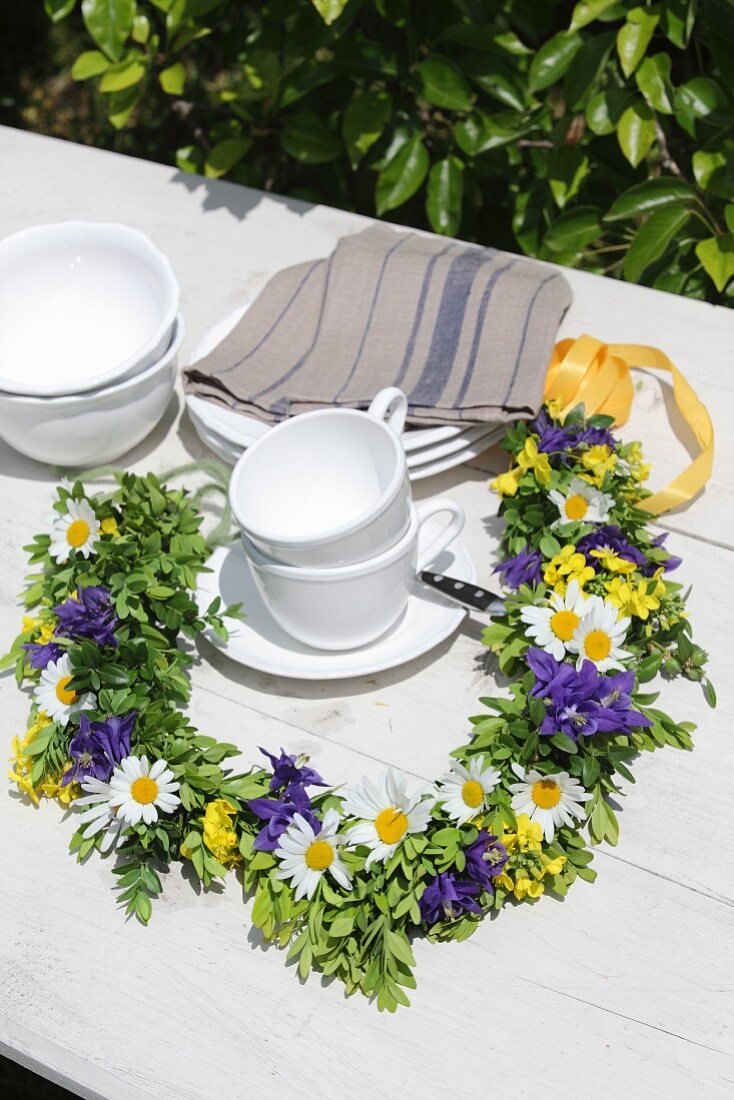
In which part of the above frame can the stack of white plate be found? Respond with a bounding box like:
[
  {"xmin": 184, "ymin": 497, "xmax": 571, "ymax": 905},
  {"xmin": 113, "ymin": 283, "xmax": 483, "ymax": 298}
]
[{"xmin": 186, "ymin": 302, "xmax": 504, "ymax": 480}]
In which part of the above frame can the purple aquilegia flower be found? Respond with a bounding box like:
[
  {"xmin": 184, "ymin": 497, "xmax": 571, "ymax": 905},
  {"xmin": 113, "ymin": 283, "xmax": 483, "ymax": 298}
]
[
  {"xmin": 643, "ymin": 532, "xmax": 681, "ymax": 575},
  {"xmin": 576, "ymin": 525, "xmax": 647, "ymax": 571},
  {"xmin": 260, "ymin": 746, "xmax": 326, "ymax": 796},
  {"xmin": 247, "ymin": 786, "xmax": 320, "ymax": 852},
  {"xmin": 526, "ymin": 647, "xmax": 580, "ymax": 700},
  {"xmin": 54, "ymin": 586, "xmax": 119, "ymax": 648},
  {"xmin": 22, "ymin": 639, "xmax": 64, "ymax": 670},
  {"xmin": 577, "ymin": 424, "xmax": 617, "ymax": 449},
  {"xmin": 464, "ymin": 831, "xmax": 508, "ymax": 891},
  {"xmin": 594, "ymin": 670, "xmax": 653, "ymax": 734},
  {"xmin": 530, "ymin": 410, "xmax": 578, "ymax": 454},
  {"xmin": 419, "ymin": 872, "xmax": 482, "ymax": 925},
  {"xmin": 63, "ymin": 710, "xmax": 135, "ymax": 785},
  {"xmin": 493, "ymin": 545, "xmax": 543, "ymax": 590}
]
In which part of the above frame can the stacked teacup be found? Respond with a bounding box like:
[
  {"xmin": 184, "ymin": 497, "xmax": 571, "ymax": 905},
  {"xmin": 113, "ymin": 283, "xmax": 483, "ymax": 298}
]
[
  {"xmin": 228, "ymin": 387, "xmax": 465, "ymax": 650},
  {"xmin": 0, "ymin": 221, "xmax": 183, "ymax": 467}
]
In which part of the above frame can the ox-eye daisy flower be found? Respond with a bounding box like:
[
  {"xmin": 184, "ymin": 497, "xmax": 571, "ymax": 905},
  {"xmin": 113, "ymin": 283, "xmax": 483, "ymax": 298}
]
[
  {"xmin": 33, "ymin": 653, "xmax": 95, "ymax": 727},
  {"xmin": 74, "ymin": 778, "xmax": 125, "ymax": 853},
  {"xmin": 509, "ymin": 764, "xmax": 588, "ymax": 842},
  {"xmin": 435, "ymin": 757, "xmax": 501, "ymax": 826},
  {"xmin": 343, "ymin": 770, "xmax": 433, "ymax": 868},
  {"xmin": 549, "ymin": 477, "xmax": 612, "ymax": 526},
  {"xmin": 49, "ymin": 498, "xmax": 100, "ymax": 562},
  {"xmin": 567, "ymin": 596, "xmax": 631, "ymax": 672},
  {"xmin": 520, "ymin": 578, "xmax": 589, "ymax": 660},
  {"xmin": 275, "ymin": 809, "xmax": 351, "ymax": 901},
  {"xmin": 109, "ymin": 755, "xmax": 180, "ymax": 826}
]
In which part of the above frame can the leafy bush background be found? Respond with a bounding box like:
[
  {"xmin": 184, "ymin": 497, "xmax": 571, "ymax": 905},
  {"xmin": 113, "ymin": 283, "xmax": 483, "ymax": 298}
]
[{"xmin": 8, "ymin": 0, "xmax": 734, "ymax": 303}]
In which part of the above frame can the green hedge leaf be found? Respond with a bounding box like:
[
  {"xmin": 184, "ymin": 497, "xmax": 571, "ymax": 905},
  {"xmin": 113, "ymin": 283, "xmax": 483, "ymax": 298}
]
[
  {"xmin": 570, "ymin": 0, "xmax": 620, "ymax": 31},
  {"xmin": 548, "ymin": 146, "xmax": 590, "ymax": 209},
  {"xmin": 311, "ymin": 0, "xmax": 348, "ymax": 25},
  {"xmin": 623, "ymin": 206, "xmax": 691, "ymax": 282},
  {"xmin": 605, "ymin": 177, "xmax": 697, "ymax": 221},
  {"xmin": 280, "ymin": 111, "xmax": 341, "ymax": 164},
  {"xmin": 82, "ymin": 0, "xmax": 134, "ymax": 63},
  {"xmin": 416, "ymin": 55, "xmax": 473, "ymax": 111},
  {"xmin": 342, "ymin": 90, "xmax": 392, "ymax": 169},
  {"xmin": 529, "ymin": 31, "xmax": 583, "ymax": 92},
  {"xmin": 692, "ymin": 147, "xmax": 734, "ymax": 198},
  {"xmin": 71, "ymin": 50, "xmax": 111, "ymax": 81},
  {"xmin": 159, "ymin": 62, "xmax": 186, "ymax": 96},
  {"xmin": 636, "ymin": 53, "xmax": 674, "ymax": 114},
  {"xmin": 545, "ymin": 205, "xmax": 602, "ymax": 251},
  {"xmin": 375, "ymin": 134, "xmax": 429, "ymax": 215},
  {"xmin": 695, "ymin": 234, "xmax": 734, "ymax": 291},
  {"xmin": 674, "ymin": 77, "xmax": 725, "ymax": 120},
  {"xmin": 585, "ymin": 88, "xmax": 631, "ymax": 134},
  {"xmin": 205, "ymin": 137, "xmax": 253, "ymax": 178},
  {"xmin": 662, "ymin": 0, "xmax": 696, "ymax": 48},
  {"xmin": 45, "ymin": 0, "xmax": 76, "ymax": 23},
  {"xmin": 617, "ymin": 100, "xmax": 656, "ymax": 167},
  {"xmin": 107, "ymin": 83, "xmax": 141, "ymax": 129},
  {"xmin": 426, "ymin": 155, "xmax": 464, "ymax": 236},
  {"xmin": 99, "ymin": 58, "xmax": 146, "ymax": 93},
  {"xmin": 564, "ymin": 31, "xmax": 614, "ymax": 111},
  {"xmin": 616, "ymin": 7, "xmax": 659, "ymax": 78}
]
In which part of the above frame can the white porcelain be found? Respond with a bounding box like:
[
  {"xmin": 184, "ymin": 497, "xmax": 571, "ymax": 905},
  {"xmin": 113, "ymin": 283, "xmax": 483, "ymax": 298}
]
[
  {"xmin": 406, "ymin": 423, "xmax": 497, "ymax": 468},
  {"xmin": 409, "ymin": 426, "xmax": 505, "ymax": 480},
  {"xmin": 242, "ymin": 498, "xmax": 464, "ymax": 651},
  {"xmin": 0, "ymin": 314, "xmax": 184, "ymax": 468},
  {"xmin": 196, "ymin": 521, "xmax": 475, "ymax": 679},
  {"xmin": 229, "ymin": 387, "xmax": 411, "ymax": 567},
  {"xmin": 0, "ymin": 221, "xmax": 179, "ymax": 396}
]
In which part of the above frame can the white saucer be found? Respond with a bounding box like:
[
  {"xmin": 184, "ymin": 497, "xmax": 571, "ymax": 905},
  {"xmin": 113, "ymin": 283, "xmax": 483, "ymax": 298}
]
[{"xmin": 196, "ymin": 530, "xmax": 476, "ymax": 680}]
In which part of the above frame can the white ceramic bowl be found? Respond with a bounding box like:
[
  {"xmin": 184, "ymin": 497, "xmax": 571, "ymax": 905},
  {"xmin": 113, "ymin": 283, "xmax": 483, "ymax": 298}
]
[
  {"xmin": 242, "ymin": 498, "xmax": 465, "ymax": 650},
  {"xmin": 229, "ymin": 387, "xmax": 411, "ymax": 567},
  {"xmin": 0, "ymin": 314, "xmax": 185, "ymax": 468},
  {"xmin": 0, "ymin": 221, "xmax": 179, "ymax": 396}
]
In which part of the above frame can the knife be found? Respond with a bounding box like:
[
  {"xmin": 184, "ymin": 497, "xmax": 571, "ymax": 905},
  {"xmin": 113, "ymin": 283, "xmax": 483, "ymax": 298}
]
[{"xmin": 418, "ymin": 570, "xmax": 506, "ymax": 616}]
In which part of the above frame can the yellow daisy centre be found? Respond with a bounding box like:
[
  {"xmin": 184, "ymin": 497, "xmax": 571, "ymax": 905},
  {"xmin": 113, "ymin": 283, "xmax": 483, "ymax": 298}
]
[
  {"xmin": 375, "ymin": 807, "xmax": 409, "ymax": 845},
  {"xmin": 461, "ymin": 779, "xmax": 484, "ymax": 808},
  {"xmin": 66, "ymin": 519, "xmax": 90, "ymax": 548},
  {"xmin": 130, "ymin": 776, "xmax": 159, "ymax": 805},
  {"xmin": 584, "ymin": 629, "xmax": 612, "ymax": 661},
  {"xmin": 305, "ymin": 839, "xmax": 334, "ymax": 871},
  {"xmin": 55, "ymin": 676, "xmax": 77, "ymax": 705},
  {"xmin": 564, "ymin": 495, "xmax": 588, "ymax": 520},
  {"xmin": 531, "ymin": 778, "xmax": 562, "ymax": 809},
  {"xmin": 550, "ymin": 609, "xmax": 580, "ymax": 641}
]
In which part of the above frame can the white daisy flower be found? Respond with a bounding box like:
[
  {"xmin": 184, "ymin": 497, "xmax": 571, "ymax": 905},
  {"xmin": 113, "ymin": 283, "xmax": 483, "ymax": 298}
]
[
  {"xmin": 74, "ymin": 777, "xmax": 125, "ymax": 853},
  {"xmin": 567, "ymin": 596, "xmax": 631, "ymax": 672},
  {"xmin": 549, "ymin": 476, "xmax": 612, "ymax": 526},
  {"xmin": 49, "ymin": 497, "xmax": 100, "ymax": 562},
  {"xmin": 33, "ymin": 653, "xmax": 95, "ymax": 727},
  {"xmin": 342, "ymin": 770, "xmax": 434, "ymax": 868},
  {"xmin": 108, "ymin": 755, "xmax": 181, "ymax": 826},
  {"xmin": 435, "ymin": 756, "xmax": 501, "ymax": 826},
  {"xmin": 520, "ymin": 578, "xmax": 589, "ymax": 660},
  {"xmin": 274, "ymin": 808, "xmax": 351, "ymax": 901},
  {"xmin": 509, "ymin": 763, "xmax": 588, "ymax": 842}
]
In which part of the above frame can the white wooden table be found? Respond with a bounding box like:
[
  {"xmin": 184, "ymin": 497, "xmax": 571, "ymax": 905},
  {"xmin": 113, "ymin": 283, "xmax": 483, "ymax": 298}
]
[{"xmin": 1, "ymin": 125, "xmax": 732, "ymax": 1100}]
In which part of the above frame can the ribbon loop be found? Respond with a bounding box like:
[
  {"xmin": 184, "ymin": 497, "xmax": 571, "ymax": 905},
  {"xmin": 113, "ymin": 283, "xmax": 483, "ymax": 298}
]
[{"xmin": 544, "ymin": 334, "xmax": 714, "ymax": 516}]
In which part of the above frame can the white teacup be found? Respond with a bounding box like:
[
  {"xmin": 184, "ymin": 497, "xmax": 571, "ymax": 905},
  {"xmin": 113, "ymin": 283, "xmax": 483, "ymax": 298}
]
[
  {"xmin": 229, "ymin": 387, "xmax": 410, "ymax": 567},
  {"xmin": 243, "ymin": 498, "xmax": 465, "ymax": 651}
]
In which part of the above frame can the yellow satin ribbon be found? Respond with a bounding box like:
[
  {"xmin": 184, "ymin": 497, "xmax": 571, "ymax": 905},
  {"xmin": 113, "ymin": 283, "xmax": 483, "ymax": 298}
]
[{"xmin": 543, "ymin": 334, "xmax": 714, "ymax": 516}]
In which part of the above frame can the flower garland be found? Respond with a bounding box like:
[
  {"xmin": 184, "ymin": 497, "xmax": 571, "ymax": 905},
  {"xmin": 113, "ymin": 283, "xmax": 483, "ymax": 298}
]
[{"xmin": 5, "ymin": 407, "xmax": 714, "ymax": 1011}]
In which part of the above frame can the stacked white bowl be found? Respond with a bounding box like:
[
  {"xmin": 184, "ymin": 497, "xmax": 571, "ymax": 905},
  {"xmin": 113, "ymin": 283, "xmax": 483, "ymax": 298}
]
[
  {"xmin": 0, "ymin": 222, "xmax": 183, "ymax": 467},
  {"xmin": 228, "ymin": 387, "xmax": 465, "ymax": 651}
]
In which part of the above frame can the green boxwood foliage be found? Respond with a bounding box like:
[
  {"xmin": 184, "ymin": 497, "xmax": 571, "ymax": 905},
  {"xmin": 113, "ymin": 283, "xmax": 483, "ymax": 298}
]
[{"xmin": 47, "ymin": 0, "xmax": 734, "ymax": 302}]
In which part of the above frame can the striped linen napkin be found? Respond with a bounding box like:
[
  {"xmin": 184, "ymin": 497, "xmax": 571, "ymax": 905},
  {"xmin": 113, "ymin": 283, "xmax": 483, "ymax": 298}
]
[{"xmin": 184, "ymin": 225, "xmax": 572, "ymax": 426}]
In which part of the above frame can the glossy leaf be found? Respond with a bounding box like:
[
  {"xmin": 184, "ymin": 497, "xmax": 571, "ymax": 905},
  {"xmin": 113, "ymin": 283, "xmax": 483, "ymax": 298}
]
[
  {"xmin": 375, "ymin": 135, "xmax": 429, "ymax": 215},
  {"xmin": 617, "ymin": 101, "xmax": 656, "ymax": 167},
  {"xmin": 548, "ymin": 146, "xmax": 590, "ymax": 209},
  {"xmin": 636, "ymin": 53, "xmax": 673, "ymax": 114},
  {"xmin": 585, "ymin": 88, "xmax": 630, "ymax": 134},
  {"xmin": 311, "ymin": 0, "xmax": 348, "ymax": 25},
  {"xmin": 692, "ymin": 148, "xmax": 734, "ymax": 198},
  {"xmin": 663, "ymin": 0, "xmax": 696, "ymax": 48},
  {"xmin": 159, "ymin": 62, "xmax": 186, "ymax": 96},
  {"xmin": 82, "ymin": 0, "xmax": 134, "ymax": 62},
  {"xmin": 45, "ymin": 0, "xmax": 75, "ymax": 22},
  {"xmin": 131, "ymin": 14, "xmax": 150, "ymax": 44},
  {"xmin": 616, "ymin": 7, "xmax": 659, "ymax": 78},
  {"xmin": 529, "ymin": 31, "xmax": 583, "ymax": 91},
  {"xmin": 623, "ymin": 207, "xmax": 691, "ymax": 282},
  {"xmin": 545, "ymin": 206, "xmax": 602, "ymax": 252},
  {"xmin": 605, "ymin": 178, "xmax": 697, "ymax": 221},
  {"xmin": 416, "ymin": 55, "xmax": 473, "ymax": 111},
  {"xmin": 426, "ymin": 156, "xmax": 464, "ymax": 236},
  {"xmin": 570, "ymin": 0, "xmax": 619, "ymax": 31},
  {"xmin": 674, "ymin": 78, "xmax": 725, "ymax": 119},
  {"xmin": 280, "ymin": 111, "xmax": 341, "ymax": 164},
  {"xmin": 107, "ymin": 84, "xmax": 141, "ymax": 129},
  {"xmin": 564, "ymin": 31, "xmax": 614, "ymax": 110},
  {"xmin": 205, "ymin": 137, "xmax": 253, "ymax": 178},
  {"xmin": 695, "ymin": 234, "xmax": 734, "ymax": 291},
  {"xmin": 342, "ymin": 90, "xmax": 392, "ymax": 168},
  {"xmin": 99, "ymin": 57, "xmax": 146, "ymax": 93},
  {"xmin": 71, "ymin": 50, "xmax": 111, "ymax": 81}
]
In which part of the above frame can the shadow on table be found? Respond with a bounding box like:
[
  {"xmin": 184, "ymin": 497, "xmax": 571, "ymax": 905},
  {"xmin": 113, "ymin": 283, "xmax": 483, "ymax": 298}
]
[
  {"xmin": 171, "ymin": 170, "xmax": 315, "ymax": 223},
  {"xmin": 0, "ymin": 1054, "xmax": 79, "ymax": 1100}
]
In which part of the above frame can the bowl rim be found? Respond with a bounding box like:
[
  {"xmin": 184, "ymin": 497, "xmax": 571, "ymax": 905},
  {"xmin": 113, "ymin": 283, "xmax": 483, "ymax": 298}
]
[
  {"xmin": 0, "ymin": 220, "xmax": 180, "ymax": 397},
  {"xmin": 0, "ymin": 313, "xmax": 185, "ymax": 408}
]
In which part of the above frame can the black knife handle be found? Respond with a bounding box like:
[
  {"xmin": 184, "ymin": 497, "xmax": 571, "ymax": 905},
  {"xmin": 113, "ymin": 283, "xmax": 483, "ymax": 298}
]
[{"xmin": 418, "ymin": 571, "xmax": 506, "ymax": 614}]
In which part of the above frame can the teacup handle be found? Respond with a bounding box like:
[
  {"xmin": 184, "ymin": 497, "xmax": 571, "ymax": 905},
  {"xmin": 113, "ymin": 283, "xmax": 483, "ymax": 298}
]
[
  {"xmin": 367, "ymin": 387, "xmax": 408, "ymax": 435},
  {"xmin": 415, "ymin": 498, "xmax": 465, "ymax": 570}
]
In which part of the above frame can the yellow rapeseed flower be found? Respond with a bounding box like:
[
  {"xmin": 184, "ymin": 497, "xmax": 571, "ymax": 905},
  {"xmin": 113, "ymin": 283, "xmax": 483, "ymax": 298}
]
[
  {"xmin": 516, "ymin": 435, "xmax": 552, "ymax": 487},
  {"xmin": 490, "ymin": 467, "xmax": 522, "ymax": 497},
  {"xmin": 546, "ymin": 398, "xmax": 565, "ymax": 420},
  {"xmin": 100, "ymin": 516, "xmax": 120, "ymax": 537},
  {"xmin": 502, "ymin": 813, "xmax": 543, "ymax": 853},
  {"xmin": 543, "ymin": 545, "xmax": 595, "ymax": 595},
  {"xmin": 590, "ymin": 548, "xmax": 636, "ymax": 575},
  {"xmin": 605, "ymin": 575, "xmax": 662, "ymax": 620},
  {"xmin": 202, "ymin": 798, "xmax": 241, "ymax": 867},
  {"xmin": 510, "ymin": 871, "xmax": 545, "ymax": 901},
  {"xmin": 581, "ymin": 444, "xmax": 617, "ymax": 486}
]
